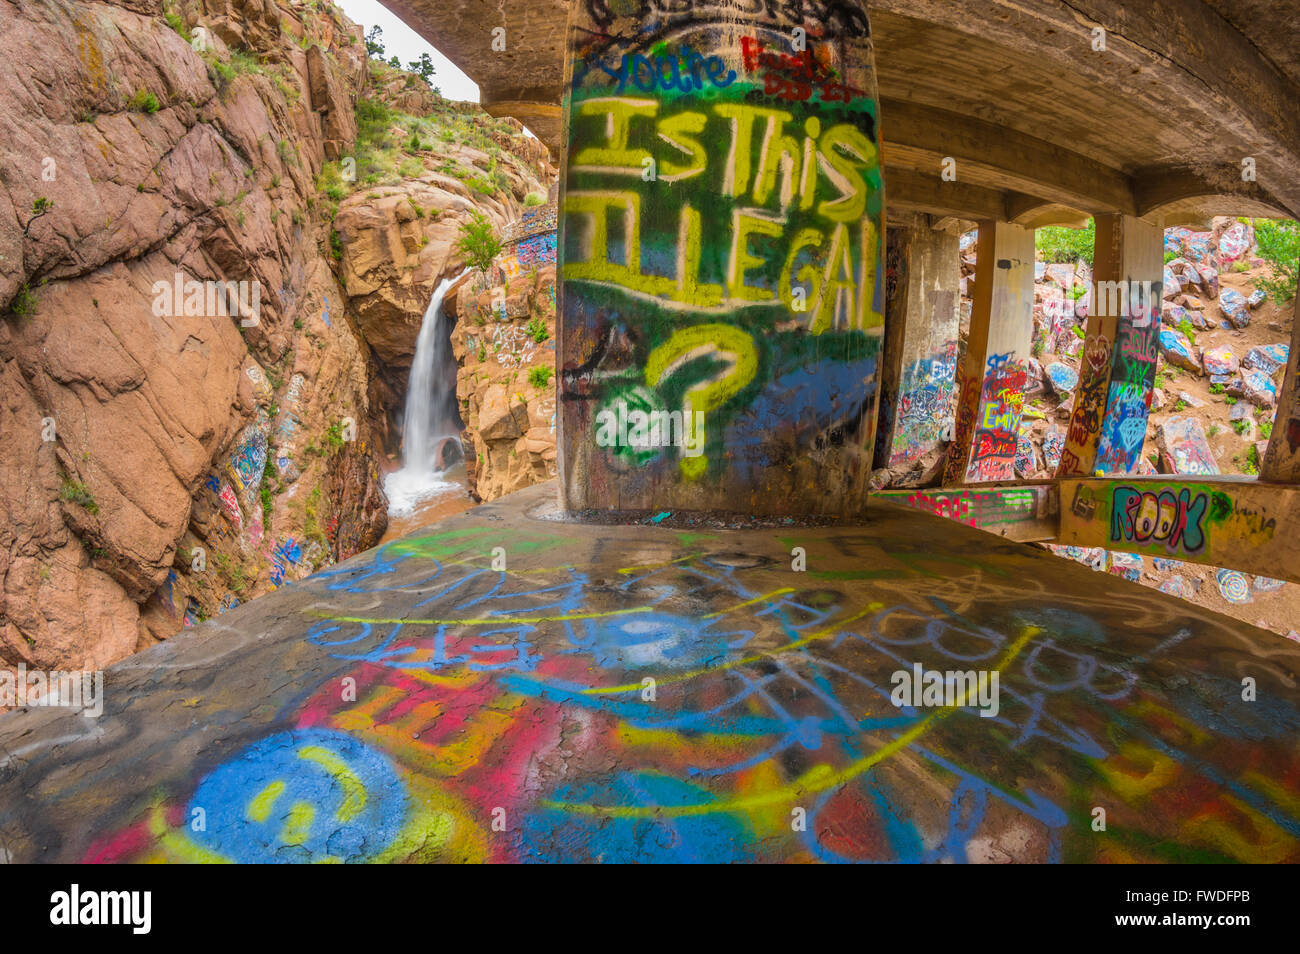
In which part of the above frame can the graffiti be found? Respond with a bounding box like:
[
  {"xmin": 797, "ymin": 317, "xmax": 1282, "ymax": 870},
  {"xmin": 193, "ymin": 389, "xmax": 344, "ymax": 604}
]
[
  {"xmin": 1107, "ymin": 552, "xmax": 1143, "ymax": 582},
  {"xmin": 561, "ymin": 1, "xmax": 884, "ymax": 510},
  {"xmin": 227, "ymin": 421, "xmax": 269, "ymax": 508},
  {"xmin": 473, "ymin": 321, "xmax": 538, "ymax": 369},
  {"xmin": 1093, "ymin": 307, "xmax": 1160, "ymax": 474},
  {"xmin": 1109, "ymin": 485, "xmax": 1208, "ymax": 554},
  {"xmin": 965, "ymin": 353, "xmax": 1026, "ymax": 482},
  {"xmin": 216, "ymin": 481, "xmax": 244, "ymax": 534},
  {"xmin": 285, "ymin": 374, "xmax": 307, "ymax": 410},
  {"xmin": 39, "ymin": 500, "xmax": 1300, "ymax": 865},
  {"xmin": 271, "ymin": 538, "xmax": 305, "ymax": 587},
  {"xmin": 889, "ymin": 487, "xmax": 1049, "ymax": 534},
  {"xmin": 739, "ymin": 35, "xmax": 868, "ymax": 104},
  {"xmin": 1060, "ymin": 479, "xmax": 1293, "ymax": 583},
  {"xmin": 1042, "ymin": 428, "xmax": 1065, "ymax": 471},
  {"xmin": 1215, "ymin": 569, "xmax": 1252, "ymax": 604},
  {"xmin": 889, "ymin": 341, "xmax": 957, "ymax": 468},
  {"xmin": 1160, "ymin": 416, "xmax": 1220, "ymax": 476}
]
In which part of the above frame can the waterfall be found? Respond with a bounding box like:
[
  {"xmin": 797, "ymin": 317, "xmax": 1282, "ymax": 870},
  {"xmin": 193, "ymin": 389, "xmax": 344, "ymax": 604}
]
[{"xmin": 385, "ymin": 271, "xmax": 468, "ymax": 516}]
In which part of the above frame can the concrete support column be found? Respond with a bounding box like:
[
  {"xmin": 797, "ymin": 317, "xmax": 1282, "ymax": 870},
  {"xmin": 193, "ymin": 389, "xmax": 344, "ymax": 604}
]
[
  {"xmin": 1262, "ymin": 291, "xmax": 1300, "ymax": 482},
  {"xmin": 1057, "ymin": 213, "xmax": 1163, "ymax": 477},
  {"xmin": 556, "ymin": 1, "xmax": 885, "ymax": 516},
  {"xmin": 942, "ymin": 220, "xmax": 1035, "ymax": 484},
  {"xmin": 875, "ymin": 220, "xmax": 962, "ymax": 470}
]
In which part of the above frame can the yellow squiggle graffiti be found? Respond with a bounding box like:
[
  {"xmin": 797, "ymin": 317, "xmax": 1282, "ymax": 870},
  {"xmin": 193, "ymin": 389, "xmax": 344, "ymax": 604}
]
[
  {"xmin": 645, "ymin": 324, "xmax": 759, "ymax": 479},
  {"xmin": 553, "ymin": 626, "xmax": 1040, "ymax": 817}
]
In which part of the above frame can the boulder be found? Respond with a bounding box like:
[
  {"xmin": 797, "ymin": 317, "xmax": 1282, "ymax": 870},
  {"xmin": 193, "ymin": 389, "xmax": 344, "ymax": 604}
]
[
  {"xmin": 1217, "ymin": 222, "xmax": 1255, "ymax": 267},
  {"xmin": 1044, "ymin": 361, "xmax": 1078, "ymax": 396},
  {"xmin": 1158, "ymin": 416, "xmax": 1219, "ymax": 475},
  {"xmin": 1220, "ymin": 287, "xmax": 1250, "ymax": 328},
  {"xmin": 1202, "ymin": 344, "xmax": 1240, "ymax": 376},
  {"xmin": 1243, "ymin": 343, "xmax": 1289, "ymax": 376},
  {"xmin": 1159, "ymin": 328, "xmax": 1201, "ymax": 373},
  {"xmin": 1241, "ymin": 369, "xmax": 1278, "ymax": 407}
]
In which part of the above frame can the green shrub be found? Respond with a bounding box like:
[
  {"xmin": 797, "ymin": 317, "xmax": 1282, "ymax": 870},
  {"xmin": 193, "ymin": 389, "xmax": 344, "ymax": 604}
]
[
  {"xmin": 60, "ymin": 479, "xmax": 99, "ymax": 515},
  {"xmin": 455, "ymin": 211, "xmax": 502, "ymax": 271},
  {"xmin": 524, "ymin": 191, "xmax": 546, "ymax": 207},
  {"xmin": 1036, "ymin": 218, "xmax": 1095, "ymax": 266},
  {"xmin": 1253, "ymin": 218, "xmax": 1299, "ymax": 304},
  {"xmin": 9, "ymin": 285, "xmax": 37, "ymax": 317},
  {"xmin": 1244, "ymin": 444, "xmax": 1261, "ymax": 475},
  {"xmin": 526, "ymin": 316, "xmax": 549, "ymax": 343},
  {"xmin": 164, "ymin": 9, "xmax": 189, "ymax": 40},
  {"xmin": 129, "ymin": 89, "xmax": 160, "ymax": 114},
  {"xmin": 528, "ymin": 365, "xmax": 553, "ymax": 388}
]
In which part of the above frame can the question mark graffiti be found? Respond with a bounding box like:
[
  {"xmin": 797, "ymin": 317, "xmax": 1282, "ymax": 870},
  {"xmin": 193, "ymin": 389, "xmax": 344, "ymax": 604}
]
[{"xmin": 645, "ymin": 324, "xmax": 758, "ymax": 480}]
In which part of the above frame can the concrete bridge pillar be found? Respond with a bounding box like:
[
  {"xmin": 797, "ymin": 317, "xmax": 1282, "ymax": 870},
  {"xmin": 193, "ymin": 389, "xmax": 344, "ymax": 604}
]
[
  {"xmin": 556, "ymin": 0, "xmax": 884, "ymax": 515},
  {"xmin": 875, "ymin": 220, "xmax": 962, "ymax": 470},
  {"xmin": 942, "ymin": 220, "xmax": 1035, "ymax": 484},
  {"xmin": 1263, "ymin": 292, "xmax": 1300, "ymax": 483},
  {"xmin": 1057, "ymin": 213, "xmax": 1164, "ymax": 477}
]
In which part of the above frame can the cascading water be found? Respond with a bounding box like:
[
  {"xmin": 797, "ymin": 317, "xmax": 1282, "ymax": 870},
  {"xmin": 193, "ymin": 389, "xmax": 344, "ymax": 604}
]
[{"xmin": 384, "ymin": 271, "xmax": 469, "ymax": 516}]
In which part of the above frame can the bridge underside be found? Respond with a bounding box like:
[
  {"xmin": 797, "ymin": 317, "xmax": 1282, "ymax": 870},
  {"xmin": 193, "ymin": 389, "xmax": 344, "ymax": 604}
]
[
  {"xmin": 2, "ymin": 481, "xmax": 1297, "ymax": 863},
  {"xmin": 382, "ymin": 0, "xmax": 1300, "ymax": 224}
]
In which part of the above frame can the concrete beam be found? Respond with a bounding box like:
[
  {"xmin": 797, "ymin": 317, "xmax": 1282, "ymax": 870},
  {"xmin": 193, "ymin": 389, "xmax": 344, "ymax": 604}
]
[
  {"xmin": 1059, "ymin": 476, "xmax": 1300, "ymax": 584},
  {"xmin": 873, "ymin": 0, "xmax": 1300, "ymax": 219},
  {"xmin": 1133, "ymin": 167, "xmax": 1293, "ymax": 222},
  {"xmin": 880, "ymin": 99, "xmax": 1137, "ymax": 215},
  {"xmin": 1006, "ymin": 197, "xmax": 1092, "ymax": 230},
  {"xmin": 884, "ymin": 167, "xmax": 1009, "ymax": 221},
  {"xmin": 872, "ymin": 485, "xmax": 1058, "ymax": 542}
]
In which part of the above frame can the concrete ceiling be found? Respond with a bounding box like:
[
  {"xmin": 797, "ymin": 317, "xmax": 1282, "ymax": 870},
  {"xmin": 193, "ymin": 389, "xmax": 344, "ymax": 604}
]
[{"xmin": 378, "ymin": 0, "xmax": 1300, "ymax": 225}]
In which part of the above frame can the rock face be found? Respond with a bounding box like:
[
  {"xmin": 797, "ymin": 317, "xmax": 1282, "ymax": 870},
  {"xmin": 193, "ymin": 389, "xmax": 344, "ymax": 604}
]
[
  {"xmin": 450, "ymin": 252, "xmax": 559, "ymax": 502},
  {"xmin": 331, "ymin": 97, "xmax": 555, "ymax": 464},
  {"xmin": 0, "ymin": 0, "xmax": 389, "ymax": 672},
  {"xmin": 429, "ymin": 204, "xmax": 560, "ymax": 502}
]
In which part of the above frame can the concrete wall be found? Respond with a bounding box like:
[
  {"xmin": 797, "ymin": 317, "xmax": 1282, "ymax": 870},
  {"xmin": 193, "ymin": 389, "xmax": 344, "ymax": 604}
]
[{"xmin": 557, "ymin": 0, "xmax": 885, "ymax": 515}]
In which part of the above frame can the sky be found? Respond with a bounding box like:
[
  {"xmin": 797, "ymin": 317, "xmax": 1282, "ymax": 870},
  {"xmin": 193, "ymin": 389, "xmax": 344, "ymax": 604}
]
[{"xmin": 335, "ymin": 0, "xmax": 480, "ymax": 102}]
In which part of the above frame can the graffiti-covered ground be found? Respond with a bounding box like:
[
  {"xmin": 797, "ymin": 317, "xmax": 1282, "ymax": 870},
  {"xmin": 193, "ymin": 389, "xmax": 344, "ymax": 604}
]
[{"xmin": 2, "ymin": 481, "xmax": 1298, "ymax": 863}]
